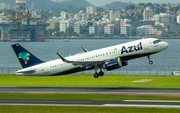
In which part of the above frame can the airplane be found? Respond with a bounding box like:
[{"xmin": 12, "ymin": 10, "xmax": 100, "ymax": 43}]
[{"xmin": 11, "ymin": 38, "xmax": 169, "ymax": 78}]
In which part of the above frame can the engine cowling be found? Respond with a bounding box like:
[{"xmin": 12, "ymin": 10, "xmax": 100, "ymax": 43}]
[{"xmin": 103, "ymin": 58, "xmax": 128, "ymax": 71}]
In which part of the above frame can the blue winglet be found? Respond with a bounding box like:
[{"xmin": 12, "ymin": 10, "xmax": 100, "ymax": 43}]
[
  {"xmin": 81, "ymin": 46, "xmax": 88, "ymax": 52},
  {"xmin": 56, "ymin": 52, "xmax": 66, "ymax": 62}
]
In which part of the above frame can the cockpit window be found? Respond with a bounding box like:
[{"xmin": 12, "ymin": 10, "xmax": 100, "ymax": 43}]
[{"xmin": 153, "ymin": 40, "xmax": 161, "ymax": 44}]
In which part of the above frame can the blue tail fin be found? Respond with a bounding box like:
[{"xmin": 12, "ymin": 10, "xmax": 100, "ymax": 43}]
[{"xmin": 11, "ymin": 43, "xmax": 44, "ymax": 68}]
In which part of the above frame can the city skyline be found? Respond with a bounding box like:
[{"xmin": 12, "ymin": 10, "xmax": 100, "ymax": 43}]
[{"xmin": 86, "ymin": 0, "xmax": 180, "ymax": 6}]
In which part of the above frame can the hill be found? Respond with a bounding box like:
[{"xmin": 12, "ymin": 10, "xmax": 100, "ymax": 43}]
[
  {"xmin": 0, "ymin": 0, "xmax": 93, "ymax": 10},
  {"xmin": 102, "ymin": 1, "xmax": 136, "ymax": 10}
]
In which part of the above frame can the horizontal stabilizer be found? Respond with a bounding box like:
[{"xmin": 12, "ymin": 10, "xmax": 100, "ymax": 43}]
[{"xmin": 16, "ymin": 70, "xmax": 35, "ymax": 73}]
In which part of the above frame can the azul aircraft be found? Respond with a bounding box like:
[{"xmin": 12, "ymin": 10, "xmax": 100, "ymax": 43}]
[{"xmin": 11, "ymin": 38, "xmax": 168, "ymax": 78}]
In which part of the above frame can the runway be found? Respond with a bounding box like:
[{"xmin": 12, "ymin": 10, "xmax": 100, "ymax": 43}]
[
  {"xmin": 1, "ymin": 86, "xmax": 180, "ymax": 108},
  {"xmin": 0, "ymin": 99, "xmax": 180, "ymax": 108},
  {"xmin": 0, "ymin": 86, "xmax": 180, "ymax": 94}
]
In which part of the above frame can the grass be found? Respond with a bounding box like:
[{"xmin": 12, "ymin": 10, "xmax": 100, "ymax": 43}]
[
  {"xmin": 0, "ymin": 106, "xmax": 180, "ymax": 113},
  {"xmin": 0, "ymin": 74, "xmax": 180, "ymax": 87}
]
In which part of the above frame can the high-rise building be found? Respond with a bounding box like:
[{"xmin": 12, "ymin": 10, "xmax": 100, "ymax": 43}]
[
  {"xmin": 74, "ymin": 26, "xmax": 84, "ymax": 34},
  {"xmin": 110, "ymin": 10, "xmax": 121, "ymax": 22},
  {"xmin": 143, "ymin": 7, "xmax": 153, "ymax": 20},
  {"xmin": 177, "ymin": 14, "xmax": 180, "ymax": 24},
  {"xmin": 59, "ymin": 20, "xmax": 74, "ymax": 32},
  {"xmin": 121, "ymin": 25, "xmax": 134, "ymax": 36},
  {"xmin": 61, "ymin": 11, "xmax": 69, "ymax": 20},
  {"xmin": 104, "ymin": 24, "xmax": 115, "ymax": 35},
  {"xmin": 86, "ymin": 6, "xmax": 97, "ymax": 14},
  {"xmin": 151, "ymin": 13, "xmax": 174, "ymax": 23},
  {"xmin": 89, "ymin": 26, "xmax": 103, "ymax": 35},
  {"xmin": 0, "ymin": 3, "xmax": 10, "ymax": 10}
]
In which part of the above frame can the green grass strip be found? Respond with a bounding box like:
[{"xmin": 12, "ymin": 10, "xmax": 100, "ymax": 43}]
[
  {"xmin": 1, "ymin": 94, "xmax": 180, "ymax": 100},
  {"xmin": 1, "ymin": 74, "xmax": 180, "ymax": 87},
  {"xmin": 0, "ymin": 106, "xmax": 180, "ymax": 113}
]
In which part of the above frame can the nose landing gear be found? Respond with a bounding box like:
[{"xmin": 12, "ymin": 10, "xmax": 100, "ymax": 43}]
[{"xmin": 147, "ymin": 55, "xmax": 153, "ymax": 65}]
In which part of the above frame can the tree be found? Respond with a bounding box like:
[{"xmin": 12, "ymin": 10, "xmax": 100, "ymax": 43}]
[
  {"xmin": 87, "ymin": 22, "xmax": 93, "ymax": 27},
  {"xmin": 155, "ymin": 8, "xmax": 160, "ymax": 14},
  {"xmin": 130, "ymin": 5, "xmax": 135, "ymax": 10},
  {"xmin": 146, "ymin": 3, "xmax": 152, "ymax": 7},
  {"xmin": 138, "ymin": 3, "xmax": 146, "ymax": 7},
  {"xmin": 125, "ymin": 6, "xmax": 130, "ymax": 11},
  {"xmin": 66, "ymin": 26, "xmax": 74, "ymax": 33}
]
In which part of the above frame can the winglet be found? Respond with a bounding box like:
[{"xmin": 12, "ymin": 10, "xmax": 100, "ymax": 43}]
[
  {"xmin": 56, "ymin": 52, "xmax": 67, "ymax": 62},
  {"xmin": 81, "ymin": 46, "xmax": 88, "ymax": 52}
]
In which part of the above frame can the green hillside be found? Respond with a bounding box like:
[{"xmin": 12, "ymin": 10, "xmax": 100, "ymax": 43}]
[
  {"xmin": 102, "ymin": 1, "xmax": 136, "ymax": 10},
  {"xmin": 0, "ymin": 0, "xmax": 92, "ymax": 10}
]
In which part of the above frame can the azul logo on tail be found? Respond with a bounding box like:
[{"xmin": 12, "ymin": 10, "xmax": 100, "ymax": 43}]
[
  {"xmin": 18, "ymin": 52, "xmax": 30, "ymax": 64},
  {"xmin": 121, "ymin": 42, "xmax": 143, "ymax": 54}
]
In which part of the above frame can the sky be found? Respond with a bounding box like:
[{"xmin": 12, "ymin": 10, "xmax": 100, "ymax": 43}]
[{"xmin": 86, "ymin": 0, "xmax": 180, "ymax": 6}]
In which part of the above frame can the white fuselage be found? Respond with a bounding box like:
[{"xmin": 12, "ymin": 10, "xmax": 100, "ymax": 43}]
[{"xmin": 15, "ymin": 38, "xmax": 169, "ymax": 76}]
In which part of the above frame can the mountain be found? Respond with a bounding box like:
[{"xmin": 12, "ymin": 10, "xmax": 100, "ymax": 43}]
[
  {"xmin": 102, "ymin": 1, "xmax": 136, "ymax": 10},
  {"xmin": 0, "ymin": 0, "xmax": 93, "ymax": 10}
]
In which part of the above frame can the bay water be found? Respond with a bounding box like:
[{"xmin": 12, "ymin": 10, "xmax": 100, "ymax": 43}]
[{"xmin": 0, "ymin": 39, "xmax": 179, "ymax": 75}]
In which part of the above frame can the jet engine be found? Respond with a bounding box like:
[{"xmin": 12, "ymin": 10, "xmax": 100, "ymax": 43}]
[{"xmin": 103, "ymin": 58, "xmax": 128, "ymax": 71}]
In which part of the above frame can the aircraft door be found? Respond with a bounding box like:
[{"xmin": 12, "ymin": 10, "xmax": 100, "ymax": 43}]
[
  {"xmin": 43, "ymin": 65, "xmax": 50, "ymax": 75},
  {"xmin": 143, "ymin": 40, "xmax": 149, "ymax": 50}
]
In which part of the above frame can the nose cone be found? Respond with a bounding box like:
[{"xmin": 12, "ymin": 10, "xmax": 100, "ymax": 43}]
[{"xmin": 163, "ymin": 42, "xmax": 169, "ymax": 50}]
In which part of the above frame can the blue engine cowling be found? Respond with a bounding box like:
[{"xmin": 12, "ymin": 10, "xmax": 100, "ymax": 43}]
[{"xmin": 103, "ymin": 58, "xmax": 128, "ymax": 71}]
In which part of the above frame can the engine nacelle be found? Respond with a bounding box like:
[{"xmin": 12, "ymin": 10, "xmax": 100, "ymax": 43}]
[{"xmin": 103, "ymin": 58, "xmax": 128, "ymax": 71}]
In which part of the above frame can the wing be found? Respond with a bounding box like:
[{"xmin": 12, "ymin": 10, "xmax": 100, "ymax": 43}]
[{"xmin": 56, "ymin": 52, "xmax": 105, "ymax": 67}]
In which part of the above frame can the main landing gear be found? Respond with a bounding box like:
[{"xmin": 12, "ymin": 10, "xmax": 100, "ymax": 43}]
[
  {"xmin": 94, "ymin": 71, "xmax": 104, "ymax": 78},
  {"xmin": 94, "ymin": 66, "xmax": 104, "ymax": 78},
  {"xmin": 147, "ymin": 55, "xmax": 153, "ymax": 65}
]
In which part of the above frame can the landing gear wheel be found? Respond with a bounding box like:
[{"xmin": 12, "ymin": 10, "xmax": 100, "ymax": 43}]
[
  {"xmin": 149, "ymin": 61, "xmax": 153, "ymax": 65},
  {"xmin": 94, "ymin": 73, "xmax": 99, "ymax": 78},
  {"xmin": 99, "ymin": 71, "xmax": 104, "ymax": 76}
]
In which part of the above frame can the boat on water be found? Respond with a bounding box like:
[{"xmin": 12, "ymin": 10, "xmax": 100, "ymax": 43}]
[{"xmin": 63, "ymin": 39, "xmax": 69, "ymax": 42}]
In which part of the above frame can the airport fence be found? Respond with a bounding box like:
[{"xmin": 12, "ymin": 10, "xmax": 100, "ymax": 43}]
[
  {"xmin": 1, "ymin": 68, "xmax": 179, "ymax": 76},
  {"xmin": 82, "ymin": 69, "xmax": 180, "ymax": 76}
]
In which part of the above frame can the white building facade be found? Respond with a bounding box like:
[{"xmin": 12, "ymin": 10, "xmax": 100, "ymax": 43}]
[
  {"xmin": 86, "ymin": 6, "xmax": 97, "ymax": 14},
  {"xmin": 143, "ymin": 7, "xmax": 153, "ymax": 20}
]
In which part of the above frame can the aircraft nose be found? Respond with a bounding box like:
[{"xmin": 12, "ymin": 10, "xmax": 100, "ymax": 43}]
[
  {"xmin": 164, "ymin": 42, "xmax": 169, "ymax": 49},
  {"xmin": 162, "ymin": 42, "xmax": 169, "ymax": 50}
]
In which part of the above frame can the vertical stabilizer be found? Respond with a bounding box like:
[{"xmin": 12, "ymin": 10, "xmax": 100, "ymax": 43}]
[{"xmin": 11, "ymin": 43, "xmax": 44, "ymax": 68}]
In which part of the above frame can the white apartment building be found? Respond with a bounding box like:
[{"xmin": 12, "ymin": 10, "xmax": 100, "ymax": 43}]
[
  {"xmin": 86, "ymin": 6, "xmax": 97, "ymax": 14},
  {"xmin": 151, "ymin": 13, "xmax": 174, "ymax": 23},
  {"xmin": 0, "ymin": 3, "xmax": 10, "ymax": 10},
  {"xmin": 177, "ymin": 14, "xmax": 180, "ymax": 24},
  {"xmin": 104, "ymin": 24, "xmax": 115, "ymax": 35},
  {"xmin": 89, "ymin": 26, "xmax": 103, "ymax": 35},
  {"xmin": 121, "ymin": 25, "xmax": 134, "ymax": 36},
  {"xmin": 59, "ymin": 20, "xmax": 74, "ymax": 32},
  {"xmin": 143, "ymin": 7, "xmax": 153, "ymax": 20},
  {"xmin": 110, "ymin": 10, "xmax": 121, "ymax": 22}
]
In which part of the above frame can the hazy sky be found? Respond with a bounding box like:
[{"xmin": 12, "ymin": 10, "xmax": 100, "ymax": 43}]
[{"xmin": 86, "ymin": 0, "xmax": 180, "ymax": 6}]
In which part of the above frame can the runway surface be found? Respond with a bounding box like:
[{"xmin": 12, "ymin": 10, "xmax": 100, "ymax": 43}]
[
  {"xmin": 1, "ymin": 86, "xmax": 180, "ymax": 108},
  {"xmin": 1, "ymin": 99, "xmax": 180, "ymax": 108},
  {"xmin": 0, "ymin": 86, "xmax": 180, "ymax": 94}
]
